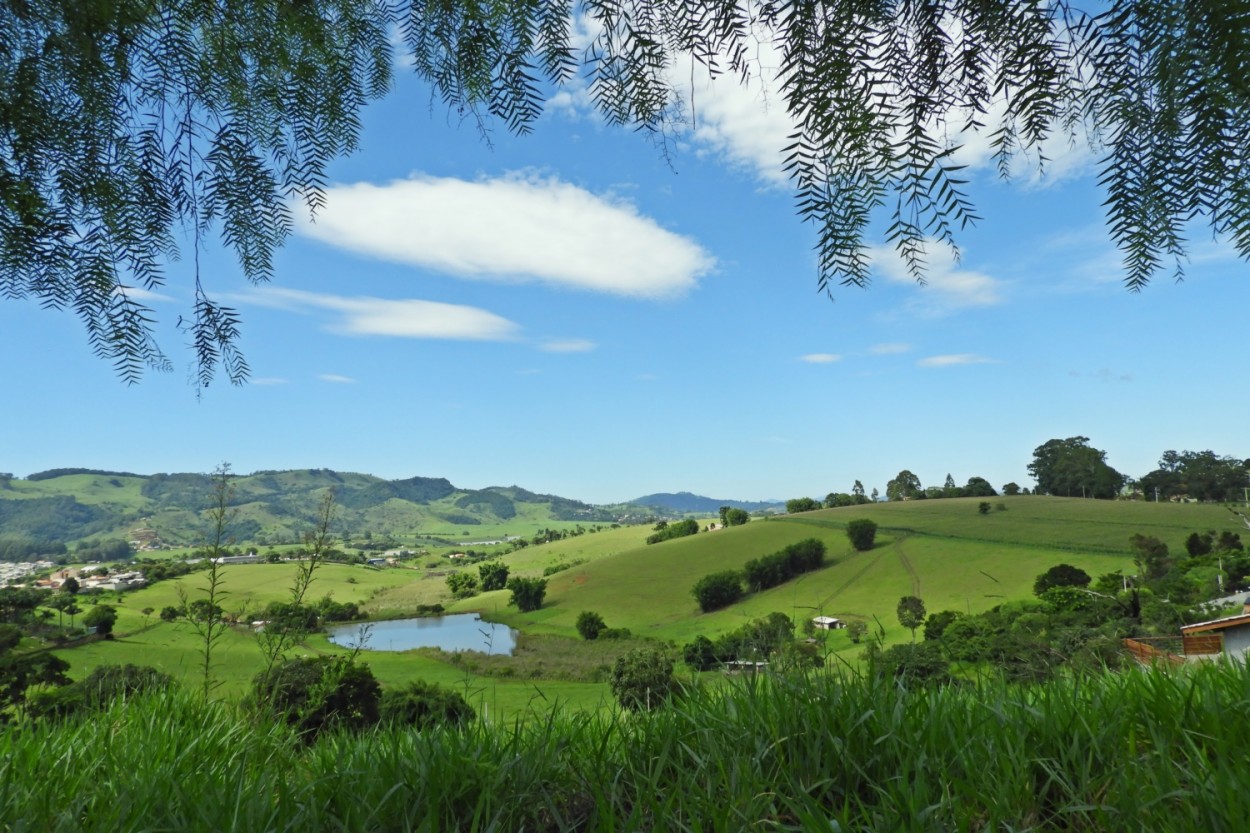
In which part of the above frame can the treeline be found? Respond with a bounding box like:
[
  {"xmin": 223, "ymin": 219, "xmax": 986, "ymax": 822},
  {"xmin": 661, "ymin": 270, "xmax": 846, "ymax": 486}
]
[
  {"xmin": 0, "ymin": 496, "xmax": 113, "ymax": 547},
  {"xmin": 682, "ymin": 612, "xmax": 819, "ymax": 671},
  {"xmin": 0, "ymin": 537, "xmax": 68, "ymax": 562},
  {"xmin": 692, "ymin": 538, "xmax": 827, "ymax": 613},
  {"xmin": 26, "ymin": 468, "xmax": 140, "ymax": 481},
  {"xmin": 646, "ymin": 519, "xmax": 699, "ymax": 545}
]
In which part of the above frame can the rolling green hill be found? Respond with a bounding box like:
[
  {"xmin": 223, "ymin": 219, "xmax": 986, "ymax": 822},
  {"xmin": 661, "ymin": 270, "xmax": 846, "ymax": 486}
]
[
  {"xmin": 471, "ymin": 496, "xmax": 1244, "ymax": 653},
  {"xmin": 0, "ymin": 468, "xmax": 665, "ymax": 551},
  {"xmin": 41, "ymin": 493, "xmax": 1246, "ymax": 719}
]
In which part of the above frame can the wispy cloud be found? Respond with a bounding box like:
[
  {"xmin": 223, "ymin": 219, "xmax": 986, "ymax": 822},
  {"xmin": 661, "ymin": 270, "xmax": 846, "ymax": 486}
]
[
  {"xmin": 800, "ymin": 353, "xmax": 841, "ymax": 364},
  {"xmin": 869, "ymin": 342, "xmax": 912, "ymax": 355},
  {"xmin": 319, "ymin": 374, "xmax": 356, "ymax": 384},
  {"xmin": 242, "ymin": 288, "xmax": 521, "ymax": 341},
  {"xmin": 871, "ymin": 241, "xmax": 1004, "ymax": 313},
  {"xmin": 115, "ymin": 285, "xmax": 175, "ymax": 304},
  {"xmin": 1069, "ymin": 368, "xmax": 1134, "ymax": 383},
  {"xmin": 297, "ymin": 172, "xmax": 714, "ymax": 298},
  {"xmin": 539, "ymin": 338, "xmax": 597, "ymax": 353},
  {"xmin": 917, "ymin": 353, "xmax": 998, "ymax": 368}
]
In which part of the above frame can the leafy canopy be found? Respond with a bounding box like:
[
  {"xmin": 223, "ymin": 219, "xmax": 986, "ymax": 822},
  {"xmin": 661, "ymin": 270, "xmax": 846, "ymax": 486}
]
[{"xmin": 4, "ymin": 0, "xmax": 1248, "ymax": 383}]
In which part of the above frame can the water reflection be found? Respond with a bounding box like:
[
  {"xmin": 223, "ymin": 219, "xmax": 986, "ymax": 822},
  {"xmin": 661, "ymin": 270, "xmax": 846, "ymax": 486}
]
[{"xmin": 326, "ymin": 613, "xmax": 517, "ymax": 655}]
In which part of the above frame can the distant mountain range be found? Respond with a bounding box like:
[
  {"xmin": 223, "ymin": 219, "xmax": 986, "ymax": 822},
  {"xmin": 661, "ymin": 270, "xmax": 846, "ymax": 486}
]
[
  {"xmin": 630, "ymin": 492, "xmax": 784, "ymax": 514},
  {"xmin": 0, "ymin": 468, "xmax": 674, "ymax": 551}
]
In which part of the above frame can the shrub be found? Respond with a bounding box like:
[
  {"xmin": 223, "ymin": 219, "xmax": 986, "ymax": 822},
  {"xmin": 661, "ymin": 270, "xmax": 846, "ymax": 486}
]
[
  {"xmin": 609, "ymin": 648, "xmax": 679, "ymax": 711},
  {"xmin": 159, "ymin": 605, "xmax": 181, "ymax": 621},
  {"xmin": 691, "ymin": 571, "xmax": 743, "ymax": 613},
  {"xmin": 576, "ymin": 611, "xmax": 606, "ymax": 640},
  {"xmin": 645, "ymin": 518, "xmax": 700, "ymax": 545},
  {"xmin": 250, "ymin": 657, "xmax": 381, "ymax": 741},
  {"xmin": 478, "ymin": 561, "xmax": 510, "ymax": 590},
  {"xmin": 742, "ymin": 539, "xmax": 826, "ymax": 592},
  {"xmin": 599, "ymin": 627, "xmax": 633, "ymax": 640},
  {"xmin": 1033, "ymin": 564, "xmax": 1092, "ymax": 596},
  {"xmin": 446, "ymin": 572, "xmax": 479, "ymax": 599},
  {"xmin": 379, "ymin": 680, "xmax": 475, "ymax": 730},
  {"xmin": 81, "ymin": 604, "xmax": 118, "ymax": 635},
  {"xmin": 846, "ymin": 519, "xmax": 878, "ymax": 551},
  {"xmin": 682, "ymin": 635, "xmax": 718, "ymax": 671},
  {"xmin": 506, "ymin": 576, "xmax": 548, "ymax": 612},
  {"xmin": 873, "ymin": 641, "xmax": 950, "ymax": 685},
  {"xmin": 978, "ymin": 501, "xmax": 991, "ymax": 514}
]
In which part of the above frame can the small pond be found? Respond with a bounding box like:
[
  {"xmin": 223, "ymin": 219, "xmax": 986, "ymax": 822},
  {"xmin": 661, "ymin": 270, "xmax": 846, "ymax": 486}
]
[{"xmin": 326, "ymin": 614, "xmax": 518, "ymax": 655}]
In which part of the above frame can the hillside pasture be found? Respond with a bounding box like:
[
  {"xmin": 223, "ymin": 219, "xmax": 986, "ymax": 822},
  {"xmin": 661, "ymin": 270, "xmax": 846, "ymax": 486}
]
[{"xmin": 778, "ymin": 495, "xmax": 1242, "ymax": 555}]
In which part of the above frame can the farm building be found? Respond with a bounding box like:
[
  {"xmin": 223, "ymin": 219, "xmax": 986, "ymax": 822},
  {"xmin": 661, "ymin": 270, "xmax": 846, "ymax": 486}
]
[
  {"xmin": 811, "ymin": 616, "xmax": 846, "ymax": 630},
  {"xmin": 1178, "ymin": 598, "xmax": 1250, "ymax": 660},
  {"xmin": 1125, "ymin": 597, "xmax": 1250, "ymax": 664}
]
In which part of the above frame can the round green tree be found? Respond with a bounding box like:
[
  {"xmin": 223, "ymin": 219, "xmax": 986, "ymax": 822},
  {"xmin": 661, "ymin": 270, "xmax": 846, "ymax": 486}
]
[
  {"xmin": 610, "ymin": 648, "xmax": 680, "ymax": 711},
  {"xmin": 846, "ymin": 519, "xmax": 878, "ymax": 551},
  {"xmin": 576, "ymin": 611, "xmax": 607, "ymax": 640}
]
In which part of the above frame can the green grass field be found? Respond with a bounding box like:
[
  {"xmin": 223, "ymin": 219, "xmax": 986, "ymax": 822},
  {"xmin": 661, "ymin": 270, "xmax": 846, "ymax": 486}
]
[{"xmin": 45, "ymin": 495, "xmax": 1243, "ymax": 717}]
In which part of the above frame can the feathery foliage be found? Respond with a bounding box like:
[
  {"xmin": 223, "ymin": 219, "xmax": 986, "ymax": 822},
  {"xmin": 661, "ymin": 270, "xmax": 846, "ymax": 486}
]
[{"xmin": 4, "ymin": 0, "xmax": 1248, "ymax": 382}]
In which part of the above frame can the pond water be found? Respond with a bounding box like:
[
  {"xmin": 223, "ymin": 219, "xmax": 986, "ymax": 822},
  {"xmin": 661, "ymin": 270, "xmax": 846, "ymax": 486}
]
[{"xmin": 326, "ymin": 613, "xmax": 518, "ymax": 655}]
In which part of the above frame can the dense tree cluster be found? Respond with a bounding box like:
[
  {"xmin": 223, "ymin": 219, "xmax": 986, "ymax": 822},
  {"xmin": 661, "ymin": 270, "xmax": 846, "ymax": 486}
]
[
  {"xmin": 1028, "ymin": 437, "xmax": 1126, "ymax": 499},
  {"xmin": 742, "ymin": 539, "xmax": 826, "ymax": 593},
  {"xmin": 645, "ymin": 519, "xmax": 700, "ymax": 545},
  {"xmin": 1138, "ymin": 451, "xmax": 1250, "ymax": 503},
  {"xmin": 682, "ymin": 613, "xmax": 816, "ymax": 672},
  {"xmin": 691, "ymin": 571, "xmax": 745, "ymax": 614},
  {"xmin": 506, "ymin": 577, "xmax": 548, "ymax": 612}
]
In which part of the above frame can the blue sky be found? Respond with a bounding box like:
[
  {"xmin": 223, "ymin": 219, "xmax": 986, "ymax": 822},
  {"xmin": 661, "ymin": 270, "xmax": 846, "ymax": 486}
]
[{"xmin": 3, "ymin": 48, "xmax": 1247, "ymax": 505}]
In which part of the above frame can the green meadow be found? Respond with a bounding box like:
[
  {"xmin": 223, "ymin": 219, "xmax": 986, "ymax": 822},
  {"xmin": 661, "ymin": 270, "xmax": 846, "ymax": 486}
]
[{"xmin": 46, "ymin": 496, "xmax": 1240, "ymax": 718}]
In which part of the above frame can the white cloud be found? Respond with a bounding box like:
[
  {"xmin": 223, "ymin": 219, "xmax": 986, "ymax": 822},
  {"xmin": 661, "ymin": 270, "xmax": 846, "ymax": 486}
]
[
  {"xmin": 297, "ymin": 173, "xmax": 714, "ymax": 298},
  {"xmin": 869, "ymin": 342, "xmax": 911, "ymax": 355},
  {"xmin": 115, "ymin": 285, "xmax": 174, "ymax": 303},
  {"xmin": 917, "ymin": 354, "xmax": 997, "ymax": 368},
  {"xmin": 800, "ymin": 353, "xmax": 841, "ymax": 364},
  {"xmin": 243, "ymin": 288, "xmax": 521, "ymax": 341},
  {"xmin": 870, "ymin": 241, "xmax": 1003, "ymax": 312},
  {"xmin": 676, "ymin": 44, "xmax": 794, "ymax": 187},
  {"xmin": 319, "ymin": 374, "xmax": 356, "ymax": 384},
  {"xmin": 540, "ymin": 338, "xmax": 597, "ymax": 353}
]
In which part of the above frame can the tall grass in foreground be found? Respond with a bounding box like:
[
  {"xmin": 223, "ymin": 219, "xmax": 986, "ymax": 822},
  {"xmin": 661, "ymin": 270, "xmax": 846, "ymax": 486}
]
[{"xmin": 4, "ymin": 662, "xmax": 1250, "ymax": 831}]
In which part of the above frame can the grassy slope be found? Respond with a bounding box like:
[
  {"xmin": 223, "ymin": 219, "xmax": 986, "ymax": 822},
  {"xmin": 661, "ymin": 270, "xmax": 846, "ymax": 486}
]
[
  {"xmin": 50, "ymin": 496, "xmax": 1239, "ymax": 717},
  {"xmin": 477, "ymin": 496, "xmax": 1240, "ymax": 652}
]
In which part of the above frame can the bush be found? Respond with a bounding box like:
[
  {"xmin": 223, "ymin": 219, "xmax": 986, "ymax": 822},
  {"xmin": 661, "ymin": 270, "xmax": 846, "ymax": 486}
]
[
  {"xmin": 645, "ymin": 518, "xmax": 700, "ymax": 545},
  {"xmin": 742, "ymin": 539, "xmax": 826, "ymax": 593},
  {"xmin": 506, "ymin": 576, "xmax": 548, "ymax": 612},
  {"xmin": 446, "ymin": 572, "xmax": 479, "ymax": 599},
  {"xmin": 478, "ymin": 561, "xmax": 510, "ymax": 591},
  {"xmin": 250, "ymin": 657, "xmax": 381, "ymax": 741},
  {"xmin": 846, "ymin": 519, "xmax": 878, "ymax": 551},
  {"xmin": 610, "ymin": 648, "xmax": 679, "ymax": 711},
  {"xmin": 27, "ymin": 663, "xmax": 175, "ymax": 720},
  {"xmin": 873, "ymin": 641, "xmax": 950, "ymax": 685},
  {"xmin": 576, "ymin": 611, "xmax": 606, "ymax": 640},
  {"xmin": 691, "ymin": 571, "xmax": 743, "ymax": 613},
  {"xmin": 682, "ymin": 635, "xmax": 719, "ymax": 671},
  {"xmin": 1033, "ymin": 564, "xmax": 1092, "ymax": 596},
  {"xmin": 159, "ymin": 605, "xmax": 181, "ymax": 621},
  {"xmin": 598, "ymin": 627, "xmax": 633, "ymax": 640},
  {"xmin": 81, "ymin": 604, "xmax": 118, "ymax": 635},
  {"xmin": 379, "ymin": 680, "xmax": 475, "ymax": 730}
]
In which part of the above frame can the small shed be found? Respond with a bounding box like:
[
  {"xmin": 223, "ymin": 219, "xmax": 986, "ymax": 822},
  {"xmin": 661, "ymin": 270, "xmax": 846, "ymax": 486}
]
[
  {"xmin": 811, "ymin": 616, "xmax": 846, "ymax": 630},
  {"xmin": 1180, "ymin": 609, "xmax": 1250, "ymax": 659}
]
